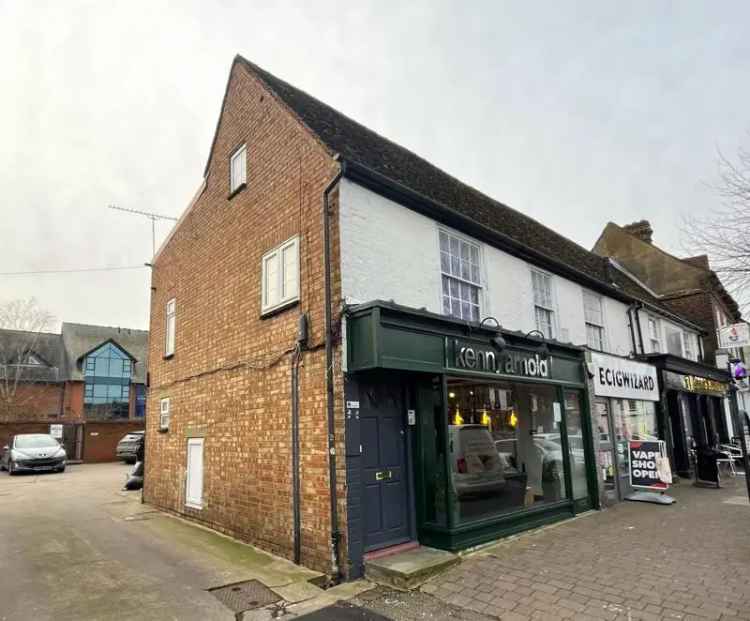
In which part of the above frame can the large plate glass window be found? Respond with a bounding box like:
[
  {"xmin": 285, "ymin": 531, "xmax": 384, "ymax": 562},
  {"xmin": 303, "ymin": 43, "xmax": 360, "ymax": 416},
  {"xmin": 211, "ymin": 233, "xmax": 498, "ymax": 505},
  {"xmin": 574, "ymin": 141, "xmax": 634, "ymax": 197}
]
[
  {"xmin": 261, "ymin": 236, "xmax": 300, "ymax": 314},
  {"xmin": 563, "ymin": 391, "xmax": 589, "ymax": 500},
  {"xmin": 439, "ymin": 231, "xmax": 481, "ymax": 322},
  {"xmin": 446, "ymin": 378, "xmax": 568, "ymax": 525},
  {"xmin": 83, "ymin": 342, "xmax": 133, "ymax": 420},
  {"xmin": 230, "ymin": 144, "xmax": 247, "ymax": 193},
  {"xmin": 531, "ymin": 270, "xmax": 555, "ymax": 339},
  {"xmin": 583, "ymin": 290, "xmax": 605, "ymax": 350}
]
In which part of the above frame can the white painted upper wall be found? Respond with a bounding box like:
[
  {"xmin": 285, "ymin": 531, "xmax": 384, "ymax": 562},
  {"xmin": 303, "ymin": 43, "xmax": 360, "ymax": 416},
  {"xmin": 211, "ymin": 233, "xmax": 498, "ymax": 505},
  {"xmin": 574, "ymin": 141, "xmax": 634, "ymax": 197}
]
[{"xmin": 339, "ymin": 179, "xmax": 647, "ymax": 357}]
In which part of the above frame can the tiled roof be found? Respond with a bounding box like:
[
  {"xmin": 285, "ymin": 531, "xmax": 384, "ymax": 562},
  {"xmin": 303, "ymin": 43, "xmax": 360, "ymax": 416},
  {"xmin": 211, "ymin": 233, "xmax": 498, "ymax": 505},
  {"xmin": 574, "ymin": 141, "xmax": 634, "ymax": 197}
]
[
  {"xmin": 61, "ymin": 323, "xmax": 148, "ymax": 383},
  {"xmin": 233, "ymin": 56, "xmax": 701, "ymax": 330}
]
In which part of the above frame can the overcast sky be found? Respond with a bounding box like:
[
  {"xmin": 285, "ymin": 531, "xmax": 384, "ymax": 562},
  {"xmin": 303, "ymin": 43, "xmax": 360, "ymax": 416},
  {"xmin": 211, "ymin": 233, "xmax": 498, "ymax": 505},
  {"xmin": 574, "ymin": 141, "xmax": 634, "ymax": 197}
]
[{"xmin": 2, "ymin": 1, "xmax": 749, "ymax": 331}]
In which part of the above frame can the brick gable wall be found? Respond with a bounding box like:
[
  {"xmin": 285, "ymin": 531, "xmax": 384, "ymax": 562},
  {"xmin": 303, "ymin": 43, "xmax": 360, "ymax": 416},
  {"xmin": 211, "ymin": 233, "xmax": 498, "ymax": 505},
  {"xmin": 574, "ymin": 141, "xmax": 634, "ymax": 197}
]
[{"xmin": 143, "ymin": 62, "xmax": 347, "ymax": 574}]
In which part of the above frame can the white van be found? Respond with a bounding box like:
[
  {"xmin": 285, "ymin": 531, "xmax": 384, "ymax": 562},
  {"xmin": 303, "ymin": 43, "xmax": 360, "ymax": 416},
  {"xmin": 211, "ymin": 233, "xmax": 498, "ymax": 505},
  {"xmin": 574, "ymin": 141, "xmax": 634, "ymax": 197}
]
[{"xmin": 449, "ymin": 424, "xmax": 505, "ymax": 498}]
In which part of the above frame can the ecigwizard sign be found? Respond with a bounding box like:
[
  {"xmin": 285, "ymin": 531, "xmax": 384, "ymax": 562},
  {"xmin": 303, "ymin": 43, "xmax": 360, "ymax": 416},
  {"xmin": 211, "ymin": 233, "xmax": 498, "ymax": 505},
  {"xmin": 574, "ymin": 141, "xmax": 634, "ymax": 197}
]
[{"xmin": 590, "ymin": 353, "xmax": 659, "ymax": 402}]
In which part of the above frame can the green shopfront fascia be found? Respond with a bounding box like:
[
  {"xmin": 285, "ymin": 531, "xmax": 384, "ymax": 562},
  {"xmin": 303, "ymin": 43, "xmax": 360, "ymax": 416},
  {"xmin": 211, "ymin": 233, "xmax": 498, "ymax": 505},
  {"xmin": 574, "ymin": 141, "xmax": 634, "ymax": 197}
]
[{"xmin": 343, "ymin": 302, "xmax": 598, "ymax": 575}]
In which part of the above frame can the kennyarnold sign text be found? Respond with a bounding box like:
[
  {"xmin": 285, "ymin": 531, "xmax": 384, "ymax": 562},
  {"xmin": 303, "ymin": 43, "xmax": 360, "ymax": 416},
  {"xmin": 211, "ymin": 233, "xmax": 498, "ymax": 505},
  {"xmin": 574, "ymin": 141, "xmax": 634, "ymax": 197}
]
[{"xmin": 452, "ymin": 339, "xmax": 550, "ymax": 378}]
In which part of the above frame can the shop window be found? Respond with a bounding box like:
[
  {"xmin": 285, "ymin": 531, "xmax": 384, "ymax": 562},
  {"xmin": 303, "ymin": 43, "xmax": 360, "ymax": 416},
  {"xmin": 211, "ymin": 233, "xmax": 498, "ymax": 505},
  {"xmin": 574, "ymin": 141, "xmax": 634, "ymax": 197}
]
[
  {"xmin": 230, "ymin": 144, "xmax": 246, "ymax": 193},
  {"xmin": 613, "ymin": 399, "xmax": 658, "ymax": 494},
  {"xmin": 563, "ymin": 391, "xmax": 588, "ymax": 500},
  {"xmin": 83, "ymin": 342, "xmax": 133, "ymax": 420},
  {"xmin": 583, "ymin": 290, "xmax": 605, "ymax": 351},
  {"xmin": 439, "ymin": 230, "xmax": 481, "ymax": 322},
  {"xmin": 261, "ymin": 236, "xmax": 299, "ymax": 314},
  {"xmin": 647, "ymin": 316, "xmax": 660, "ymax": 353},
  {"xmin": 165, "ymin": 298, "xmax": 176, "ymax": 357},
  {"xmin": 531, "ymin": 270, "xmax": 555, "ymax": 339},
  {"xmin": 445, "ymin": 378, "xmax": 568, "ymax": 524}
]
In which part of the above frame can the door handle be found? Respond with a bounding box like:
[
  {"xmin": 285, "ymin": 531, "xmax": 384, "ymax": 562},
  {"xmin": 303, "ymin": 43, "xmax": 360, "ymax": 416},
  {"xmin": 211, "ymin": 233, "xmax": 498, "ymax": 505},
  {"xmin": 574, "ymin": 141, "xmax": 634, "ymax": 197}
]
[{"xmin": 375, "ymin": 470, "xmax": 393, "ymax": 481}]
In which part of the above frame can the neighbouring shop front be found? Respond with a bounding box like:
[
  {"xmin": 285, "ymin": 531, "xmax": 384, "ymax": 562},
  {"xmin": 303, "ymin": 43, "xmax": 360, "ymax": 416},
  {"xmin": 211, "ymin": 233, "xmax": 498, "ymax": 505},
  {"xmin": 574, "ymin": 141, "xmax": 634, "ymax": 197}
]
[
  {"xmin": 344, "ymin": 302, "xmax": 598, "ymax": 578},
  {"xmin": 642, "ymin": 354, "xmax": 731, "ymax": 478},
  {"xmin": 589, "ymin": 352, "xmax": 661, "ymax": 504}
]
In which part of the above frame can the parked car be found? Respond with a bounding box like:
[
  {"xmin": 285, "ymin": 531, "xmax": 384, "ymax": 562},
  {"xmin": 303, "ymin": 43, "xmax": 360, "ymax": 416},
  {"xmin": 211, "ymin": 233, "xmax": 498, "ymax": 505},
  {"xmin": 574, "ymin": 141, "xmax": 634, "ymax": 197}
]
[
  {"xmin": 116, "ymin": 431, "xmax": 144, "ymax": 464},
  {"xmin": 449, "ymin": 424, "xmax": 506, "ymax": 498},
  {"xmin": 1, "ymin": 434, "xmax": 66, "ymax": 475}
]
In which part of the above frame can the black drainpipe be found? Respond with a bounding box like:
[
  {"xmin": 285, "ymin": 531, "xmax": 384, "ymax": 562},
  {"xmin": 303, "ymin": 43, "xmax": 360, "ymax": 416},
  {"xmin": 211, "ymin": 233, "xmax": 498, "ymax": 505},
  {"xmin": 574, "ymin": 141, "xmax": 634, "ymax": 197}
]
[
  {"xmin": 323, "ymin": 158, "xmax": 345, "ymax": 579},
  {"xmin": 633, "ymin": 303, "xmax": 646, "ymax": 355},
  {"xmin": 291, "ymin": 342, "xmax": 301, "ymax": 564}
]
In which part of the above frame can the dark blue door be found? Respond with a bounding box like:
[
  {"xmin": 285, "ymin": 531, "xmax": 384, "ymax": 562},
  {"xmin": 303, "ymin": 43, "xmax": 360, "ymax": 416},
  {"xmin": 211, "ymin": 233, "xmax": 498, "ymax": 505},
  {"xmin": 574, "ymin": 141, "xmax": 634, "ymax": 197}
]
[{"xmin": 361, "ymin": 382, "xmax": 410, "ymax": 551}]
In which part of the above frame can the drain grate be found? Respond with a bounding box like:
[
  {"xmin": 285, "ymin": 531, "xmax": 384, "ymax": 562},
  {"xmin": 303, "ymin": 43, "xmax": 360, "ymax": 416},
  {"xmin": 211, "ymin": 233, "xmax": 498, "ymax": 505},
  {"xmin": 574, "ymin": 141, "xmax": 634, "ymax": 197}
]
[{"xmin": 209, "ymin": 579, "xmax": 281, "ymax": 613}]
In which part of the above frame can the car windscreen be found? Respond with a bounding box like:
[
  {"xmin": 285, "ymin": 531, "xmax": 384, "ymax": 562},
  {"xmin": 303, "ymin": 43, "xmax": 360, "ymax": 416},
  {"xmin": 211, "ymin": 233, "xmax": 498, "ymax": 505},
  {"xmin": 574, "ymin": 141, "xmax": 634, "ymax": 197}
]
[{"xmin": 14, "ymin": 435, "xmax": 59, "ymax": 449}]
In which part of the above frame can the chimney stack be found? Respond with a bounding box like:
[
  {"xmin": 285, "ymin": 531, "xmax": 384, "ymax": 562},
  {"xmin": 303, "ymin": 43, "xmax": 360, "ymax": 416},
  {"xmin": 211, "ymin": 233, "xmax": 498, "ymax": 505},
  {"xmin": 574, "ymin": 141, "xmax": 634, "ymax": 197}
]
[{"xmin": 623, "ymin": 220, "xmax": 653, "ymax": 244}]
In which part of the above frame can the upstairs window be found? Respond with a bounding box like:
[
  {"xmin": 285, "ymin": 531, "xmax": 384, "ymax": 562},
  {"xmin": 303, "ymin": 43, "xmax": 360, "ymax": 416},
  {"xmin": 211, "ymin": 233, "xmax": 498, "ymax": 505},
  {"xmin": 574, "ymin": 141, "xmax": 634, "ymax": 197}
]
[
  {"xmin": 583, "ymin": 290, "xmax": 605, "ymax": 351},
  {"xmin": 159, "ymin": 398, "xmax": 170, "ymax": 431},
  {"xmin": 665, "ymin": 325, "xmax": 684, "ymax": 357},
  {"xmin": 165, "ymin": 299, "xmax": 176, "ymax": 357},
  {"xmin": 83, "ymin": 342, "xmax": 133, "ymax": 420},
  {"xmin": 230, "ymin": 144, "xmax": 247, "ymax": 193},
  {"xmin": 262, "ymin": 237, "xmax": 300, "ymax": 314},
  {"xmin": 683, "ymin": 332, "xmax": 699, "ymax": 361},
  {"xmin": 531, "ymin": 270, "xmax": 555, "ymax": 339},
  {"xmin": 647, "ymin": 316, "xmax": 660, "ymax": 353},
  {"xmin": 439, "ymin": 230, "xmax": 481, "ymax": 322}
]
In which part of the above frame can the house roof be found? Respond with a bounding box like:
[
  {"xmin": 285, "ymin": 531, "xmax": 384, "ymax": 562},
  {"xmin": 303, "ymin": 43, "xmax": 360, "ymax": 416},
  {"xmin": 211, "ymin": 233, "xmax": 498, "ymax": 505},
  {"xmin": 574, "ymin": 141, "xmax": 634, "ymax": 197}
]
[
  {"xmin": 220, "ymin": 56, "xmax": 705, "ymax": 333},
  {"xmin": 0, "ymin": 323, "xmax": 148, "ymax": 384},
  {"xmin": 594, "ymin": 221, "xmax": 741, "ymax": 321},
  {"xmin": 60, "ymin": 323, "xmax": 148, "ymax": 383},
  {"xmin": 0, "ymin": 330, "xmax": 64, "ymax": 383}
]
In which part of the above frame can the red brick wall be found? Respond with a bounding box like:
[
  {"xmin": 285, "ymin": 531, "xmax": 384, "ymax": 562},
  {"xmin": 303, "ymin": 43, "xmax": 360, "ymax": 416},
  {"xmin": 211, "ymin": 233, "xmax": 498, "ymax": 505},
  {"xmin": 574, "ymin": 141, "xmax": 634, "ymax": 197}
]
[
  {"xmin": 0, "ymin": 382, "xmax": 64, "ymax": 422},
  {"xmin": 63, "ymin": 381, "xmax": 85, "ymax": 420},
  {"xmin": 83, "ymin": 421, "xmax": 144, "ymax": 463},
  {"xmin": 144, "ymin": 60, "xmax": 347, "ymax": 574}
]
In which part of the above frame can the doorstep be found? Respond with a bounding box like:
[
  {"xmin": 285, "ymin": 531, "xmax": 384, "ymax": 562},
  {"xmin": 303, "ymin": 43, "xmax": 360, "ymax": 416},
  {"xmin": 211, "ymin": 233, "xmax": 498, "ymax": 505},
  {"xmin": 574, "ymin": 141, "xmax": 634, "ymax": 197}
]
[{"xmin": 364, "ymin": 546, "xmax": 459, "ymax": 591}]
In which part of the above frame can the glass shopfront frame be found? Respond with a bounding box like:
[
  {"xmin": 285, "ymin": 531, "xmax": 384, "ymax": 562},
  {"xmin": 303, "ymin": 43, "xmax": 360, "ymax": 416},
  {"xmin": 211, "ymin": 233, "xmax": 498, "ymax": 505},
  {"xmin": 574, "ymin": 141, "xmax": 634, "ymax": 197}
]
[
  {"xmin": 414, "ymin": 371, "xmax": 596, "ymax": 551},
  {"xmin": 346, "ymin": 302, "xmax": 598, "ymax": 554}
]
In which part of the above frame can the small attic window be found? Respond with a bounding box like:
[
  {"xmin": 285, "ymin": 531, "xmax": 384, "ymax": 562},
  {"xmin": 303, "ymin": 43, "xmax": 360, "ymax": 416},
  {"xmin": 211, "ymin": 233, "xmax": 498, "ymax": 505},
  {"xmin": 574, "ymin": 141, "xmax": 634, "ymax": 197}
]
[
  {"xmin": 230, "ymin": 144, "xmax": 247, "ymax": 195},
  {"xmin": 15, "ymin": 352, "xmax": 45, "ymax": 366}
]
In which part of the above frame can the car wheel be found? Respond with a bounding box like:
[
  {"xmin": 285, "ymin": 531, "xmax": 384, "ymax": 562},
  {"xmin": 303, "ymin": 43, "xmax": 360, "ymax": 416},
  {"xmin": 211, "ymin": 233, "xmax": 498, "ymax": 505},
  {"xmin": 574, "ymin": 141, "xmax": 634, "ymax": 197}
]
[
  {"xmin": 8, "ymin": 461, "xmax": 16, "ymax": 476},
  {"xmin": 58, "ymin": 466, "xmax": 66, "ymax": 473}
]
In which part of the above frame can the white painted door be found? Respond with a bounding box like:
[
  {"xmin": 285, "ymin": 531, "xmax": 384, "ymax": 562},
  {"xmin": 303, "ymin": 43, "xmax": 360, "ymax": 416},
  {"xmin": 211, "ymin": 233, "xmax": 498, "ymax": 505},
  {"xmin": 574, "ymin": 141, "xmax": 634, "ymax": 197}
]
[{"xmin": 185, "ymin": 438, "xmax": 204, "ymax": 509}]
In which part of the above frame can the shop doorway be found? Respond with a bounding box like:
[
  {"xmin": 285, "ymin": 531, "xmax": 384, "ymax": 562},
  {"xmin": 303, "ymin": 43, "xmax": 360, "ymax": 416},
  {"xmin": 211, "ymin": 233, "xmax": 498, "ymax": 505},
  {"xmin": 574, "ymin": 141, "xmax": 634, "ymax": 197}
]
[{"xmin": 360, "ymin": 379, "xmax": 412, "ymax": 552}]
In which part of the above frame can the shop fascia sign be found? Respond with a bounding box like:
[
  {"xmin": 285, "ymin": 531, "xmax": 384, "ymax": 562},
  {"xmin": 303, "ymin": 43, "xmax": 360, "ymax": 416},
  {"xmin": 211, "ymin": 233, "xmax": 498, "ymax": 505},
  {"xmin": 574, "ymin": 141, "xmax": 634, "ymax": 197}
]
[
  {"xmin": 718, "ymin": 322, "xmax": 750, "ymax": 350},
  {"xmin": 448, "ymin": 338, "xmax": 550, "ymax": 378},
  {"xmin": 663, "ymin": 370, "xmax": 727, "ymax": 397},
  {"xmin": 590, "ymin": 352, "xmax": 659, "ymax": 401}
]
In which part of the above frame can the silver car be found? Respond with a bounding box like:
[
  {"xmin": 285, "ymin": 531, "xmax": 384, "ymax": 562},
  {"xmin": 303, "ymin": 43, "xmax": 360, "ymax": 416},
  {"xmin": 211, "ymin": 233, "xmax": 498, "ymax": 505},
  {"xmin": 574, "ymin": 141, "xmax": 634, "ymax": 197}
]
[
  {"xmin": 116, "ymin": 431, "xmax": 144, "ymax": 464},
  {"xmin": 1, "ymin": 434, "xmax": 67, "ymax": 475}
]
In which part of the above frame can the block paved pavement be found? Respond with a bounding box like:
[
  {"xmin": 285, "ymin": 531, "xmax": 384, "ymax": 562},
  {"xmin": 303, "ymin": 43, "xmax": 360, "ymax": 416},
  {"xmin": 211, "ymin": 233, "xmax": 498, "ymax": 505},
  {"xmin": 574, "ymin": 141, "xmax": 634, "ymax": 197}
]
[{"xmin": 356, "ymin": 477, "xmax": 750, "ymax": 621}]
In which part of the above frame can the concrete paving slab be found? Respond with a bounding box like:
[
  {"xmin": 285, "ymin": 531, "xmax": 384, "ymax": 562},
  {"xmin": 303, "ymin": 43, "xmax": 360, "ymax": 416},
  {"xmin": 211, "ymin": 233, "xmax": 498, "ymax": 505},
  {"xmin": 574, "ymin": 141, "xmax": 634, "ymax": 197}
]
[
  {"xmin": 365, "ymin": 547, "xmax": 459, "ymax": 590},
  {"xmin": 0, "ymin": 463, "xmax": 322, "ymax": 621}
]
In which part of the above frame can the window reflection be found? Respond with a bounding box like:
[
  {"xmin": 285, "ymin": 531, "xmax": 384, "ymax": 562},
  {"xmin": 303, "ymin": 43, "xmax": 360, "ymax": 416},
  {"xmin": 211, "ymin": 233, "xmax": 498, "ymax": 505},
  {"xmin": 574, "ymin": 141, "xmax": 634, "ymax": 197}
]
[
  {"xmin": 83, "ymin": 342, "xmax": 133, "ymax": 420},
  {"xmin": 446, "ymin": 378, "xmax": 568, "ymax": 523}
]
